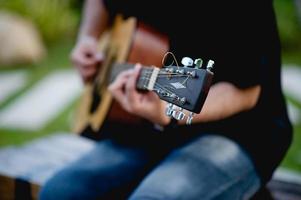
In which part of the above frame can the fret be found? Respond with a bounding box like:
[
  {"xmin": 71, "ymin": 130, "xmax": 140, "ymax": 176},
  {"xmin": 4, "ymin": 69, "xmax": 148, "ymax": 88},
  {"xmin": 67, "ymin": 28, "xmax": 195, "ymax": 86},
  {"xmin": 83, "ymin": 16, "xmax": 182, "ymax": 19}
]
[
  {"xmin": 137, "ymin": 67, "xmax": 152, "ymax": 90},
  {"xmin": 146, "ymin": 67, "xmax": 159, "ymax": 90},
  {"xmin": 109, "ymin": 63, "xmax": 134, "ymax": 84},
  {"xmin": 110, "ymin": 63, "xmax": 160, "ymax": 91}
]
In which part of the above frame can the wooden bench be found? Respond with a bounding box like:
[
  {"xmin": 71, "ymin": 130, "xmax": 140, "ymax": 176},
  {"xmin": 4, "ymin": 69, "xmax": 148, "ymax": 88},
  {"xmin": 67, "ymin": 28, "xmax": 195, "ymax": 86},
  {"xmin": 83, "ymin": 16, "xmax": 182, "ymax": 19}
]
[
  {"xmin": 0, "ymin": 132, "xmax": 96, "ymax": 200},
  {"xmin": 1, "ymin": 133, "xmax": 300, "ymax": 200}
]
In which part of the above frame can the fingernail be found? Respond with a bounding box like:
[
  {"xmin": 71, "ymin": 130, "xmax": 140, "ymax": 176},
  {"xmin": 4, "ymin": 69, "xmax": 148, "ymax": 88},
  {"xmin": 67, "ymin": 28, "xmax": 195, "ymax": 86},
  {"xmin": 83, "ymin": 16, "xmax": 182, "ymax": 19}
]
[{"xmin": 135, "ymin": 63, "xmax": 141, "ymax": 70}]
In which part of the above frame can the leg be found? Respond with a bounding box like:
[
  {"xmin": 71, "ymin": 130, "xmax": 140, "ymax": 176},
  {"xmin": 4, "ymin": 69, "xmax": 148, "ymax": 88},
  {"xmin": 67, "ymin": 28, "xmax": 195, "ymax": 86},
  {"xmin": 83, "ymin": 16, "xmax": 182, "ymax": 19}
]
[
  {"xmin": 129, "ymin": 134, "xmax": 261, "ymax": 200},
  {"xmin": 39, "ymin": 139, "xmax": 151, "ymax": 200}
]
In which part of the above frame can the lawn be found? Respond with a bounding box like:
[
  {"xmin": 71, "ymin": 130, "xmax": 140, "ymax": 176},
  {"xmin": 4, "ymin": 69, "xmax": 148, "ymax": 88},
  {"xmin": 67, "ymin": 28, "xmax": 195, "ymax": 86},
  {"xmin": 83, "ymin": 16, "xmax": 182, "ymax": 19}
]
[{"xmin": 0, "ymin": 38, "xmax": 78, "ymax": 146}]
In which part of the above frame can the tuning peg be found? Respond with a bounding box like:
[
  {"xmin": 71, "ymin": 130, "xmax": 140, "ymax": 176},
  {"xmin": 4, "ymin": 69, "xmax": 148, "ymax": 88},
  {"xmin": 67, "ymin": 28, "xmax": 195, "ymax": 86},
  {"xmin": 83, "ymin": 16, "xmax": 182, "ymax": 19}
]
[
  {"xmin": 194, "ymin": 58, "xmax": 203, "ymax": 68},
  {"xmin": 186, "ymin": 112, "xmax": 194, "ymax": 125},
  {"xmin": 176, "ymin": 111, "xmax": 186, "ymax": 121},
  {"xmin": 171, "ymin": 107, "xmax": 179, "ymax": 119},
  {"xmin": 165, "ymin": 103, "xmax": 174, "ymax": 117},
  {"xmin": 186, "ymin": 70, "xmax": 196, "ymax": 78},
  {"xmin": 181, "ymin": 57, "xmax": 194, "ymax": 67},
  {"xmin": 175, "ymin": 68, "xmax": 185, "ymax": 74},
  {"xmin": 206, "ymin": 60, "xmax": 214, "ymax": 73},
  {"xmin": 171, "ymin": 107, "xmax": 186, "ymax": 121},
  {"xmin": 174, "ymin": 111, "xmax": 185, "ymax": 121}
]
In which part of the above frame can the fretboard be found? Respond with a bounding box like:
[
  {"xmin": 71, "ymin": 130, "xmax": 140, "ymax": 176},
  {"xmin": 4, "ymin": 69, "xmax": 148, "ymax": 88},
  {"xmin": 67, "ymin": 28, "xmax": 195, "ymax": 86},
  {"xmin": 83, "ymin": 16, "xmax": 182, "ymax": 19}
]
[
  {"xmin": 136, "ymin": 67, "xmax": 160, "ymax": 90},
  {"xmin": 109, "ymin": 63, "xmax": 160, "ymax": 91}
]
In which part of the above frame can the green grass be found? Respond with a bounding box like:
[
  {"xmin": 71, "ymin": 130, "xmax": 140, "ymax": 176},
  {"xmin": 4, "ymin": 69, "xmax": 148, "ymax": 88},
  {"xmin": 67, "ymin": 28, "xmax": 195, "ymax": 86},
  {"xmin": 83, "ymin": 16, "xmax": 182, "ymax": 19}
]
[
  {"xmin": 274, "ymin": 0, "xmax": 301, "ymax": 51},
  {"xmin": 280, "ymin": 97, "xmax": 301, "ymax": 172},
  {"xmin": 0, "ymin": 39, "xmax": 75, "ymax": 107},
  {"xmin": 281, "ymin": 124, "xmax": 301, "ymax": 172},
  {"xmin": 274, "ymin": 0, "xmax": 301, "ymax": 172},
  {"xmin": 0, "ymin": 100, "xmax": 78, "ymax": 147},
  {"xmin": 1, "ymin": 0, "xmax": 80, "ymax": 44},
  {"xmin": 0, "ymin": 38, "xmax": 79, "ymax": 147},
  {"xmin": 282, "ymin": 50, "xmax": 301, "ymax": 66}
]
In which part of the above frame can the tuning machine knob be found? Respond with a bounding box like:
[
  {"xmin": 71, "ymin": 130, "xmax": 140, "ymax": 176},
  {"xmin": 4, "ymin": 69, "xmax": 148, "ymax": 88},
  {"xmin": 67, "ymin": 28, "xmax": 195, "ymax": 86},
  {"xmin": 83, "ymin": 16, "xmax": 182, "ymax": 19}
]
[
  {"xmin": 165, "ymin": 103, "xmax": 174, "ymax": 117},
  {"xmin": 165, "ymin": 104, "xmax": 186, "ymax": 121},
  {"xmin": 186, "ymin": 112, "xmax": 194, "ymax": 125},
  {"xmin": 194, "ymin": 58, "xmax": 203, "ymax": 68},
  {"xmin": 172, "ymin": 107, "xmax": 186, "ymax": 121},
  {"xmin": 206, "ymin": 60, "xmax": 214, "ymax": 73},
  {"xmin": 181, "ymin": 57, "xmax": 194, "ymax": 67}
]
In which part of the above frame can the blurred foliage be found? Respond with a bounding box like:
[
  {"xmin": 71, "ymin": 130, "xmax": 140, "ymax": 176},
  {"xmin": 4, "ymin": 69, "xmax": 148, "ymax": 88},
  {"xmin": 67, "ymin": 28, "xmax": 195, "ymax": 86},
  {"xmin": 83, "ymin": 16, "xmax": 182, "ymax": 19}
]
[
  {"xmin": 274, "ymin": 0, "xmax": 301, "ymax": 51},
  {"xmin": 1, "ymin": 0, "xmax": 300, "ymax": 55},
  {"xmin": 0, "ymin": 0, "xmax": 83, "ymax": 45}
]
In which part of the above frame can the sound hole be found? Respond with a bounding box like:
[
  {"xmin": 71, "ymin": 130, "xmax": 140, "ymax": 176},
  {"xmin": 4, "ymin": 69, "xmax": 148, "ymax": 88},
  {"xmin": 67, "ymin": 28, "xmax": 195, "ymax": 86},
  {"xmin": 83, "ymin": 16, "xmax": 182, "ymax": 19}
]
[{"xmin": 90, "ymin": 86, "xmax": 102, "ymax": 113}]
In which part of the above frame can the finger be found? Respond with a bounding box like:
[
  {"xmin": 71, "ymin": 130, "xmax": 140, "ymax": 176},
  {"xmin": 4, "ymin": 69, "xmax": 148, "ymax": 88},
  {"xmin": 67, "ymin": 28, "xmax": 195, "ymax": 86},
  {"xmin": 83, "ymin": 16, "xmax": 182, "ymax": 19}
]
[
  {"xmin": 109, "ymin": 69, "xmax": 138, "ymax": 111},
  {"xmin": 108, "ymin": 69, "xmax": 133, "ymax": 92},
  {"xmin": 71, "ymin": 47, "xmax": 101, "ymax": 66},
  {"xmin": 126, "ymin": 64, "xmax": 142, "ymax": 109},
  {"xmin": 126, "ymin": 64, "xmax": 141, "ymax": 90},
  {"xmin": 108, "ymin": 74, "xmax": 133, "ymax": 110},
  {"xmin": 76, "ymin": 64, "xmax": 99, "ymax": 83},
  {"xmin": 83, "ymin": 65, "xmax": 98, "ymax": 77},
  {"xmin": 74, "ymin": 54, "xmax": 98, "ymax": 66},
  {"xmin": 110, "ymin": 86, "xmax": 128, "ymax": 109},
  {"xmin": 108, "ymin": 75, "xmax": 128, "ymax": 92}
]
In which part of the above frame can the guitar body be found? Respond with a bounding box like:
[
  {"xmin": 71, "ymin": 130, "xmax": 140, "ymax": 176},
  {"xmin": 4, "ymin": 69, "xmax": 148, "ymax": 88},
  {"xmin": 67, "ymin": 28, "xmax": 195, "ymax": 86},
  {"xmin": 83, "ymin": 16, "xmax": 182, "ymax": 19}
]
[{"xmin": 73, "ymin": 14, "xmax": 170, "ymax": 136}]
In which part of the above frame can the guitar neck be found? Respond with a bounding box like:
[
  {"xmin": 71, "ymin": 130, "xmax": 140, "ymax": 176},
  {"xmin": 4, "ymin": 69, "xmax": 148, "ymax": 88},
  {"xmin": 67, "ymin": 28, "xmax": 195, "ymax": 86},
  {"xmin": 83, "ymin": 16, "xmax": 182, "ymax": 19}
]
[
  {"xmin": 110, "ymin": 63, "xmax": 160, "ymax": 91},
  {"xmin": 109, "ymin": 62, "xmax": 214, "ymax": 114},
  {"xmin": 136, "ymin": 67, "xmax": 160, "ymax": 91}
]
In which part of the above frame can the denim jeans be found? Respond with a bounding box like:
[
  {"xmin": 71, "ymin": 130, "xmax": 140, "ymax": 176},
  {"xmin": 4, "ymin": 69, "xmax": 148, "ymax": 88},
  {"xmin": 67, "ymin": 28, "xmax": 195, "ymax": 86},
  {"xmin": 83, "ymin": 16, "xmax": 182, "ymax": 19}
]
[{"xmin": 39, "ymin": 134, "xmax": 260, "ymax": 200}]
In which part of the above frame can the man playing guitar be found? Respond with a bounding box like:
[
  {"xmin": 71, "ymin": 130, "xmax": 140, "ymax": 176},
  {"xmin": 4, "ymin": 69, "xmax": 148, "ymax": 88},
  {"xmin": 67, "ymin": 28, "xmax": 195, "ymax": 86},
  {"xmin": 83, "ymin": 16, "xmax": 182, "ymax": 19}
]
[{"xmin": 40, "ymin": 0, "xmax": 292, "ymax": 199}]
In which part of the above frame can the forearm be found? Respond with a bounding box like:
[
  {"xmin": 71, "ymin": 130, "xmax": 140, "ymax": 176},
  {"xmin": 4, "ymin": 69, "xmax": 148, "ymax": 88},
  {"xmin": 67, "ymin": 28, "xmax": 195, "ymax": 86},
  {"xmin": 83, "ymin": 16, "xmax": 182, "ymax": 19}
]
[
  {"xmin": 78, "ymin": 0, "xmax": 109, "ymax": 40},
  {"xmin": 179, "ymin": 82, "xmax": 261, "ymax": 124}
]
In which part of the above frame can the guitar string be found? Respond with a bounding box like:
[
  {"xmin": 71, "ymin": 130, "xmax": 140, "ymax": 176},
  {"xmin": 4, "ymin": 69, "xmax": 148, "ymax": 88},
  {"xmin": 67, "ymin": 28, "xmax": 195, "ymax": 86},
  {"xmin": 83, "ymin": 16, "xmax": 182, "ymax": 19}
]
[
  {"xmin": 139, "ymin": 76, "xmax": 179, "ymax": 95},
  {"xmin": 138, "ymin": 75, "xmax": 172, "ymax": 92},
  {"xmin": 140, "ymin": 77, "xmax": 190, "ymax": 96},
  {"xmin": 139, "ymin": 71, "xmax": 194, "ymax": 86},
  {"xmin": 93, "ymin": 51, "xmax": 180, "ymax": 89},
  {"xmin": 140, "ymin": 67, "xmax": 193, "ymax": 86},
  {"xmin": 153, "ymin": 82, "xmax": 175, "ymax": 95},
  {"xmin": 139, "ymin": 66, "xmax": 193, "ymax": 98},
  {"xmin": 139, "ymin": 68, "xmax": 192, "ymax": 88},
  {"xmin": 161, "ymin": 51, "xmax": 180, "ymax": 68},
  {"xmin": 139, "ymin": 68, "xmax": 193, "ymax": 77},
  {"xmin": 141, "ymin": 73, "xmax": 192, "ymax": 77},
  {"xmin": 138, "ymin": 69, "xmax": 188, "ymax": 95},
  {"xmin": 140, "ymin": 66, "xmax": 195, "ymax": 78}
]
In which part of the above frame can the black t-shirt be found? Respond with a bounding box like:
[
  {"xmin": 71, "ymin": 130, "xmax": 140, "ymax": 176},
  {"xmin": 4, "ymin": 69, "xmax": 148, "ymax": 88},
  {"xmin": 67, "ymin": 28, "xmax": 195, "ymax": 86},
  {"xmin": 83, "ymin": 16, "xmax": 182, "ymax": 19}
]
[{"xmin": 102, "ymin": 0, "xmax": 293, "ymax": 185}]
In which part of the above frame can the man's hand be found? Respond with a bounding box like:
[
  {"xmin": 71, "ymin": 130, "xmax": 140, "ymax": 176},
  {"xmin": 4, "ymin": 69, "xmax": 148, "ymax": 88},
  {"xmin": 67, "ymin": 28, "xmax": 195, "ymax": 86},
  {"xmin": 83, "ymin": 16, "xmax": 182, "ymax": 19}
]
[
  {"xmin": 70, "ymin": 36, "xmax": 104, "ymax": 83},
  {"xmin": 108, "ymin": 64, "xmax": 170, "ymax": 126}
]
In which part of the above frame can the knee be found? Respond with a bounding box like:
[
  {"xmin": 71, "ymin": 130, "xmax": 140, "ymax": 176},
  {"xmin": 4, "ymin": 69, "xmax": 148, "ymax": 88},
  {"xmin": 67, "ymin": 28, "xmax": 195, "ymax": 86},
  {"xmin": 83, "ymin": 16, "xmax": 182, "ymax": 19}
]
[
  {"xmin": 39, "ymin": 179, "xmax": 65, "ymax": 200},
  {"xmin": 129, "ymin": 167, "xmax": 191, "ymax": 200},
  {"xmin": 39, "ymin": 168, "xmax": 85, "ymax": 200},
  {"xmin": 39, "ymin": 178, "xmax": 68, "ymax": 200}
]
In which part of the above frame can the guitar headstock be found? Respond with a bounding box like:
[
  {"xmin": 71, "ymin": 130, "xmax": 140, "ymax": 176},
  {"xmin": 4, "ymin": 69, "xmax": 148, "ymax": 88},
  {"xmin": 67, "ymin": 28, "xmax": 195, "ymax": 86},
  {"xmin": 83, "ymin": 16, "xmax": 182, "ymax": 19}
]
[{"xmin": 137, "ymin": 57, "xmax": 214, "ymax": 124}]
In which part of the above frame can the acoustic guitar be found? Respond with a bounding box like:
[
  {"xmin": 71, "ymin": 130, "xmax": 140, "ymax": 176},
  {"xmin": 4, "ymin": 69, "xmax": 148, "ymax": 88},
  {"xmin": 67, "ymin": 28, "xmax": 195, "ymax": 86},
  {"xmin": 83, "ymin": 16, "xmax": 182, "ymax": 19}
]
[{"xmin": 72, "ymin": 14, "xmax": 214, "ymax": 137}]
